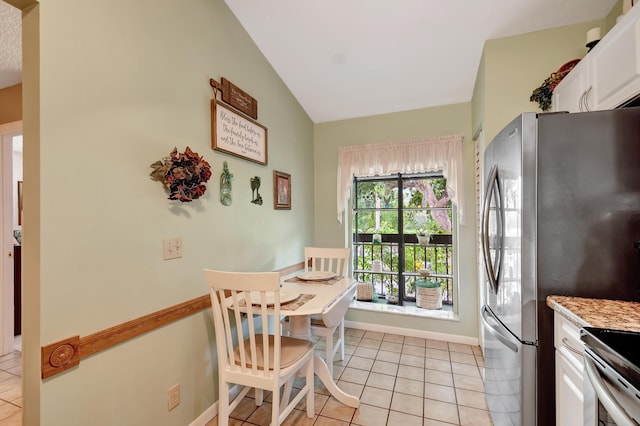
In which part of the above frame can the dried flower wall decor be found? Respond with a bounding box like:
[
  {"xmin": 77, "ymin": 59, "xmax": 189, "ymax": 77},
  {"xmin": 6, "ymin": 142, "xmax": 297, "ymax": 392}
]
[{"xmin": 150, "ymin": 147, "xmax": 212, "ymax": 202}]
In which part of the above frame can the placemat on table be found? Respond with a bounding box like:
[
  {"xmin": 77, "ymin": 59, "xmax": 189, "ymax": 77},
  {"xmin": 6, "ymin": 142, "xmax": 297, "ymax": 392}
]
[
  {"xmin": 235, "ymin": 293, "xmax": 315, "ymax": 311},
  {"xmin": 285, "ymin": 276, "xmax": 341, "ymax": 285}
]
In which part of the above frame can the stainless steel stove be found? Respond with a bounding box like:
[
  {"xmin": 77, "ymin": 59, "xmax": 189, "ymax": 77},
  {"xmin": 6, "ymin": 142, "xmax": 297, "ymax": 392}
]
[{"xmin": 581, "ymin": 327, "xmax": 640, "ymax": 426}]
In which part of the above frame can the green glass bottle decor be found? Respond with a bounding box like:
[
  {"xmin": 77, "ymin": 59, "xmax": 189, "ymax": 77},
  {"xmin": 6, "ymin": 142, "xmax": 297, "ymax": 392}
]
[{"xmin": 220, "ymin": 161, "xmax": 233, "ymax": 206}]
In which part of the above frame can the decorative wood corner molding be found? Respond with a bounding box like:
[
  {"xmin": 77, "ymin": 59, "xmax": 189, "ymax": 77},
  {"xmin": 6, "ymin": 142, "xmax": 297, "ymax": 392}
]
[
  {"xmin": 40, "ymin": 295, "xmax": 210, "ymax": 380},
  {"xmin": 41, "ymin": 262, "xmax": 305, "ymax": 380},
  {"xmin": 41, "ymin": 336, "xmax": 80, "ymax": 379}
]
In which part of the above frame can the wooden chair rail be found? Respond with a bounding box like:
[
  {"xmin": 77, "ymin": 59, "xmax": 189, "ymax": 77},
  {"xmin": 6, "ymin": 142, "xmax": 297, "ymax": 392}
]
[{"xmin": 41, "ymin": 262, "xmax": 304, "ymax": 379}]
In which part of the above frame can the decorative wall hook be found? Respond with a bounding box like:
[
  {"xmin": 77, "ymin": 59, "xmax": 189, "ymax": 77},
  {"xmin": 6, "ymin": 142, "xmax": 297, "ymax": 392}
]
[{"xmin": 250, "ymin": 176, "xmax": 263, "ymax": 205}]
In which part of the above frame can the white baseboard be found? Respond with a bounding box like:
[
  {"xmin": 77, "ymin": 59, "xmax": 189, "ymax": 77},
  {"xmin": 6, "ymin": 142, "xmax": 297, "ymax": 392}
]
[
  {"xmin": 344, "ymin": 320, "xmax": 479, "ymax": 346},
  {"xmin": 189, "ymin": 385, "xmax": 244, "ymax": 426},
  {"xmin": 189, "ymin": 403, "xmax": 217, "ymax": 426}
]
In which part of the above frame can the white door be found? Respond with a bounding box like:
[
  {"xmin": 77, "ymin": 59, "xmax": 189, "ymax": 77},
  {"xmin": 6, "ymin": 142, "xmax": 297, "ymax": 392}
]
[{"xmin": 1, "ymin": 121, "xmax": 22, "ymax": 355}]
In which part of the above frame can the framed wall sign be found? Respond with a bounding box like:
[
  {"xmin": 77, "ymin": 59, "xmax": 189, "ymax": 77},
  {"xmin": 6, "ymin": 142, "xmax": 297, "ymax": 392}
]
[
  {"xmin": 273, "ymin": 171, "xmax": 291, "ymax": 210},
  {"xmin": 220, "ymin": 78, "xmax": 258, "ymax": 119},
  {"xmin": 211, "ymin": 100, "xmax": 268, "ymax": 165}
]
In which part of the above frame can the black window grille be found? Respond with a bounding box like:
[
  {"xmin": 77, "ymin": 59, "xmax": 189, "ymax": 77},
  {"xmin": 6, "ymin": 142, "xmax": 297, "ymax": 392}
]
[{"xmin": 352, "ymin": 174, "xmax": 455, "ymax": 307}]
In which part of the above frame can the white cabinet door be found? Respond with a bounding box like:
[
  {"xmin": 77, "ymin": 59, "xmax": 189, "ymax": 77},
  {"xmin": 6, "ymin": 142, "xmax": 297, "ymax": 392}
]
[
  {"xmin": 591, "ymin": 11, "xmax": 640, "ymax": 109},
  {"xmin": 555, "ymin": 350, "xmax": 585, "ymax": 426},
  {"xmin": 553, "ymin": 58, "xmax": 592, "ymax": 113},
  {"xmin": 553, "ymin": 5, "xmax": 640, "ymax": 112},
  {"xmin": 554, "ymin": 313, "xmax": 585, "ymax": 426}
]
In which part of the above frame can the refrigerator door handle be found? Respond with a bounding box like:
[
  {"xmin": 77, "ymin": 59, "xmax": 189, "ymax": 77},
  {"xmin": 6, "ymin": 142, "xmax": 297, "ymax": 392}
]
[
  {"xmin": 481, "ymin": 305, "xmax": 519, "ymax": 353},
  {"xmin": 481, "ymin": 165, "xmax": 504, "ymax": 294}
]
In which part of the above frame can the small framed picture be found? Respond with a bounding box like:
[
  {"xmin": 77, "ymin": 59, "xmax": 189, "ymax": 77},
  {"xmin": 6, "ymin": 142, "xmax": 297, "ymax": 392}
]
[{"xmin": 273, "ymin": 171, "xmax": 291, "ymax": 210}]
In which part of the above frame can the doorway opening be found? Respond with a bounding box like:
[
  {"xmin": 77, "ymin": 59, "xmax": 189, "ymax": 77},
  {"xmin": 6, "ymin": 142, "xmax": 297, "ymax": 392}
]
[{"xmin": 1, "ymin": 123, "xmax": 22, "ymax": 355}]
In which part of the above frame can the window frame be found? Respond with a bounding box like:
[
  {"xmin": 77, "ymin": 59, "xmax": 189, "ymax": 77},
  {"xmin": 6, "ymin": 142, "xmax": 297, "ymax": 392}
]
[{"xmin": 351, "ymin": 173, "xmax": 458, "ymax": 311}]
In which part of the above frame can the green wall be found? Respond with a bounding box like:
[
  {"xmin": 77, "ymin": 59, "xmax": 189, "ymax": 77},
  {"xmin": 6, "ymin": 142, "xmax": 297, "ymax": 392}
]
[
  {"xmin": 481, "ymin": 19, "xmax": 605, "ymax": 145},
  {"xmin": 19, "ymin": 0, "xmax": 625, "ymax": 423},
  {"xmin": 314, "ymin": 16, "xmax": 622, "ymax": 341},
  {"xmin": 313, "ymin": 103, "xmax": 479, "ymax": 338},
  {"xmin": 26, "ymin": 0, "xmax": 314, "ymax": 424}
]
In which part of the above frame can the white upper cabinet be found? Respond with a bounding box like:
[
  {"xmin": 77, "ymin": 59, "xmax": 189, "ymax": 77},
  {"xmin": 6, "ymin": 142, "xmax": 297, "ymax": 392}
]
[
  {"xmin": 591, "ymin": 16, "xmax": 640, "ymax": 108},
  {"xmin": 552, "ymin": 58, "xmax": 592, "ymax": 113},
  {"xmin": 553, "ymin": 4, "xmax": 640, "ymax": 112}
]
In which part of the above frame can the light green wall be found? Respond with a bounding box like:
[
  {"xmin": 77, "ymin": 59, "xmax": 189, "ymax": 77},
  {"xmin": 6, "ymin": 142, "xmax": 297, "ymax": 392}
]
[
  {"xmin": 29, "ymin": 0, "xmax": 314, "ymax": 424},
  {"xmin": 21, "ymin": 0, "xmax": 624, "ymax": 423},
  {"xmin": 482, "ymin": 19, "xmax": 605, "ymax": 145},
  {"xmin": 313, "ymin": 103, "xmax": 479, "ymax": 338},
  {"xmin": 471, "ymin": 51, "xmax": 486, "ymax": 141},
  {"xmin": 606, "ymin": 0, "xmax": 624, "ymax": 31},
  {"xmin": 314, "ymin": 15, "xmax": 622, "ymax": 340}
]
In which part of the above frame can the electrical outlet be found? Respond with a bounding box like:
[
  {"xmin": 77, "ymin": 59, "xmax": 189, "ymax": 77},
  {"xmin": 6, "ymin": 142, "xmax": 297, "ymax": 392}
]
[
  {"xmin": 167, "ymin": 383, "xmax": 180, "ymax": 411},
  {"xmin": 162, "ymin": 238, "xmax": 183, "ymax": 260}
]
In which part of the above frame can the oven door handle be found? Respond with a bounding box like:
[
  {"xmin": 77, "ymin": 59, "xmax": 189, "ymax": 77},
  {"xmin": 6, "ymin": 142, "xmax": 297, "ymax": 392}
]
[{"xmin": 584, "ymin": 355, "xmax": 636, "ymax": 426}]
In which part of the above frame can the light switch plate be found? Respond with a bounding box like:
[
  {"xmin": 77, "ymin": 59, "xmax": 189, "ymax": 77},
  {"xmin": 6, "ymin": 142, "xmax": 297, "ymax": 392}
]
[
  {"xmin": 162, "ymin": 238, "xmax": 183, "ymax": 260},
  {"xmin": 167, "ymin": 383, "xmax": 180, "ymax": 411}
]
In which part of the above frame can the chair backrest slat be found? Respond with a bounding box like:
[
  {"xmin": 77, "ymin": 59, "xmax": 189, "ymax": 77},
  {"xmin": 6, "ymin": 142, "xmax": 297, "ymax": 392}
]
[
  {"xmin": 212, "ymin": 288, "xmax": 241, "ymax": 370},
  {"xmin": 304, "ymin": 247, "xmax": 350, "ymax": 277}
]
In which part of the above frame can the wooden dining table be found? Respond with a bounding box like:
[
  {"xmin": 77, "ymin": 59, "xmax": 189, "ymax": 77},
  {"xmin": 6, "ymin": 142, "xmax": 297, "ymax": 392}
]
[{"xmin": 279, "ymin": 273, "xmax": 360, "ymax": 408}]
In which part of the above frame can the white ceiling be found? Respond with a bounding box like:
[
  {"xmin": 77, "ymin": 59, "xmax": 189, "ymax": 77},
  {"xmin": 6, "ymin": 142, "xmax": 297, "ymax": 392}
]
[
  {"xmin": 0, "ymin": 1, "xmax": 617, "ymax": 123},
  {"xmin": 0, "ymin": 1, "xmax": 21, "ymax": 90},
  {"xmin": 224, "ymin": 0, "xmax": 617, "ymax": 123}
]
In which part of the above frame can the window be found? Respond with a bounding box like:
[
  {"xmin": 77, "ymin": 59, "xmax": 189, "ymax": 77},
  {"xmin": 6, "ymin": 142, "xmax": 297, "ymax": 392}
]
[{"xmin": 352, "ymin": 173, "xmax": 455, "ymax": 310}]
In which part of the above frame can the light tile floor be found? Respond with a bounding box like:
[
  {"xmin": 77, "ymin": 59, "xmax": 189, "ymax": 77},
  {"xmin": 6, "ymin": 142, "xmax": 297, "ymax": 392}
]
[
  {"xmin": 208, "ymin": 328, "xmax": 493, "ymax": 426},
  {"xmin": 0, "ymin": 336, "xmax": 22, "ymax": 425},
  {"xmin": 0, "ymin": 331, "xmax": 493, "ymax": 425}
]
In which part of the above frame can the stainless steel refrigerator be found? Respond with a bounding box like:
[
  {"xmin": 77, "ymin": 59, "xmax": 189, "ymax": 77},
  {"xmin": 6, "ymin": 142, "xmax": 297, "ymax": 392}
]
[{"xmin": 480, "ymin": 107, "xmax": 640, "ymax": 426}]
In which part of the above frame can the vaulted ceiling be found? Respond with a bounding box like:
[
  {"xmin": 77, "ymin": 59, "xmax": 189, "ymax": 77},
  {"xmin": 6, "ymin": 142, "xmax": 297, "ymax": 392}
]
[
  {"xmin": 1, "ymin": 1, "xmax": 619, "ymax": 123},
  {"xmin": 224, "ymin": 0, "xmax": 617, "ymax": 122}
]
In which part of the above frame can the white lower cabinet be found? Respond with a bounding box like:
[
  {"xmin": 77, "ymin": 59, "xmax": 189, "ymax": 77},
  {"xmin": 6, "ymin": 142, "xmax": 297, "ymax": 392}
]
[
  {"xmin": 555, "ymin": 350, "xmax": 585, "ymax": 426},
  {"xmin": 553, "ymin": 312, "xmax": 585, "ymax": 426}
]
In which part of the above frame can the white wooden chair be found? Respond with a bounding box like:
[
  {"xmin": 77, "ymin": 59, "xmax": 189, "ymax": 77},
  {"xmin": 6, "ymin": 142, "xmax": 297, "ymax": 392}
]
[
  {"xmin": 304, "ymin": 247, "xmax": 351, "ymax": 376},
  {"xmin": 205, "ymin": 269, "xmax": 315, "ymax": 426},
  {"xmin": 304, "ymin": 247, "xmax": 350, "ymax": 277}
]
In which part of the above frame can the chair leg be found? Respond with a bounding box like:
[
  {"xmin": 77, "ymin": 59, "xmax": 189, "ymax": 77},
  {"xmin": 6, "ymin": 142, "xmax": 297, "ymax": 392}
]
[
  {"xmin": 218, "ymin": 381, "xmax": 229, "ymax": 426},
  {"xmin": 305, "ymin": 357, "xmax": 315, "ymax": 418},
  {"xmin": 255, "ymin": 388, "xmax": 263, "ymax": 406},
  {"xmin": 271, "ymin": 384, "xmax": 281, "ymax": 426},
  {"xmin": 280, "ymin": 378, "xmax": 294, "ymax": 412},
  {"xmin": 338, "ymin": 320, "xmax": 345, "ymax": 361},
  {"xmin": 325, "ymin": 331, "xmax": 334, "ymax": 377}
]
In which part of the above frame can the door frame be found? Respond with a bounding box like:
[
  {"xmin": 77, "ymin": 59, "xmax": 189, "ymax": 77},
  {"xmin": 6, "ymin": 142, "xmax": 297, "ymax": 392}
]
[{"xmin": 0, "ymin": 120, "xmax": 22, "ymax": 355}]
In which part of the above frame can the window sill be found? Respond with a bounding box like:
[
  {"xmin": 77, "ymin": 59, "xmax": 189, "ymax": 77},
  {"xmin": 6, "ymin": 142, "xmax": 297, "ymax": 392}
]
[{"xmin": 349, "ymin": 300, "xmax": 458, "ymax": 321}]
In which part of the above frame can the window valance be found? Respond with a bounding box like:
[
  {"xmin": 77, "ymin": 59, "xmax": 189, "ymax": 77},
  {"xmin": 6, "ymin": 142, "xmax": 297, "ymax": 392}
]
[{"xmin": 337, "ymin": 134, "xmax": 464, "ymax": 224}]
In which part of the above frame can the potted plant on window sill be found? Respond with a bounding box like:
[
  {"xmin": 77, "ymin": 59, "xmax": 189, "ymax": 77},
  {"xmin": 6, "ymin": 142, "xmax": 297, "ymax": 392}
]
[
  {"xmin": 417, "ymin": 230, "xmax": 431, "ymax": 246},
  {"xmin": 416, "ymin": 279, "xmax": 442, "ymax": 310},
  {"xmin": 385, "ymin": 284, "xmax": 399, "ymax": 304}
]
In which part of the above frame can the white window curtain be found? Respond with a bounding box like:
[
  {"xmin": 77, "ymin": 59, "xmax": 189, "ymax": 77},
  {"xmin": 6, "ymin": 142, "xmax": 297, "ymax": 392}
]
[{"xmin": 337, "ymin": 134, "xmax": 464, "ymax": 224}]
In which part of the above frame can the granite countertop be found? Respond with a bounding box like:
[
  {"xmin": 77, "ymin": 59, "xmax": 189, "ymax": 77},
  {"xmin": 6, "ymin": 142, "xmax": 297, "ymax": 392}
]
[{"xmin": 547, "ymin": 295, "xmax": 640, "ymax": 332}]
